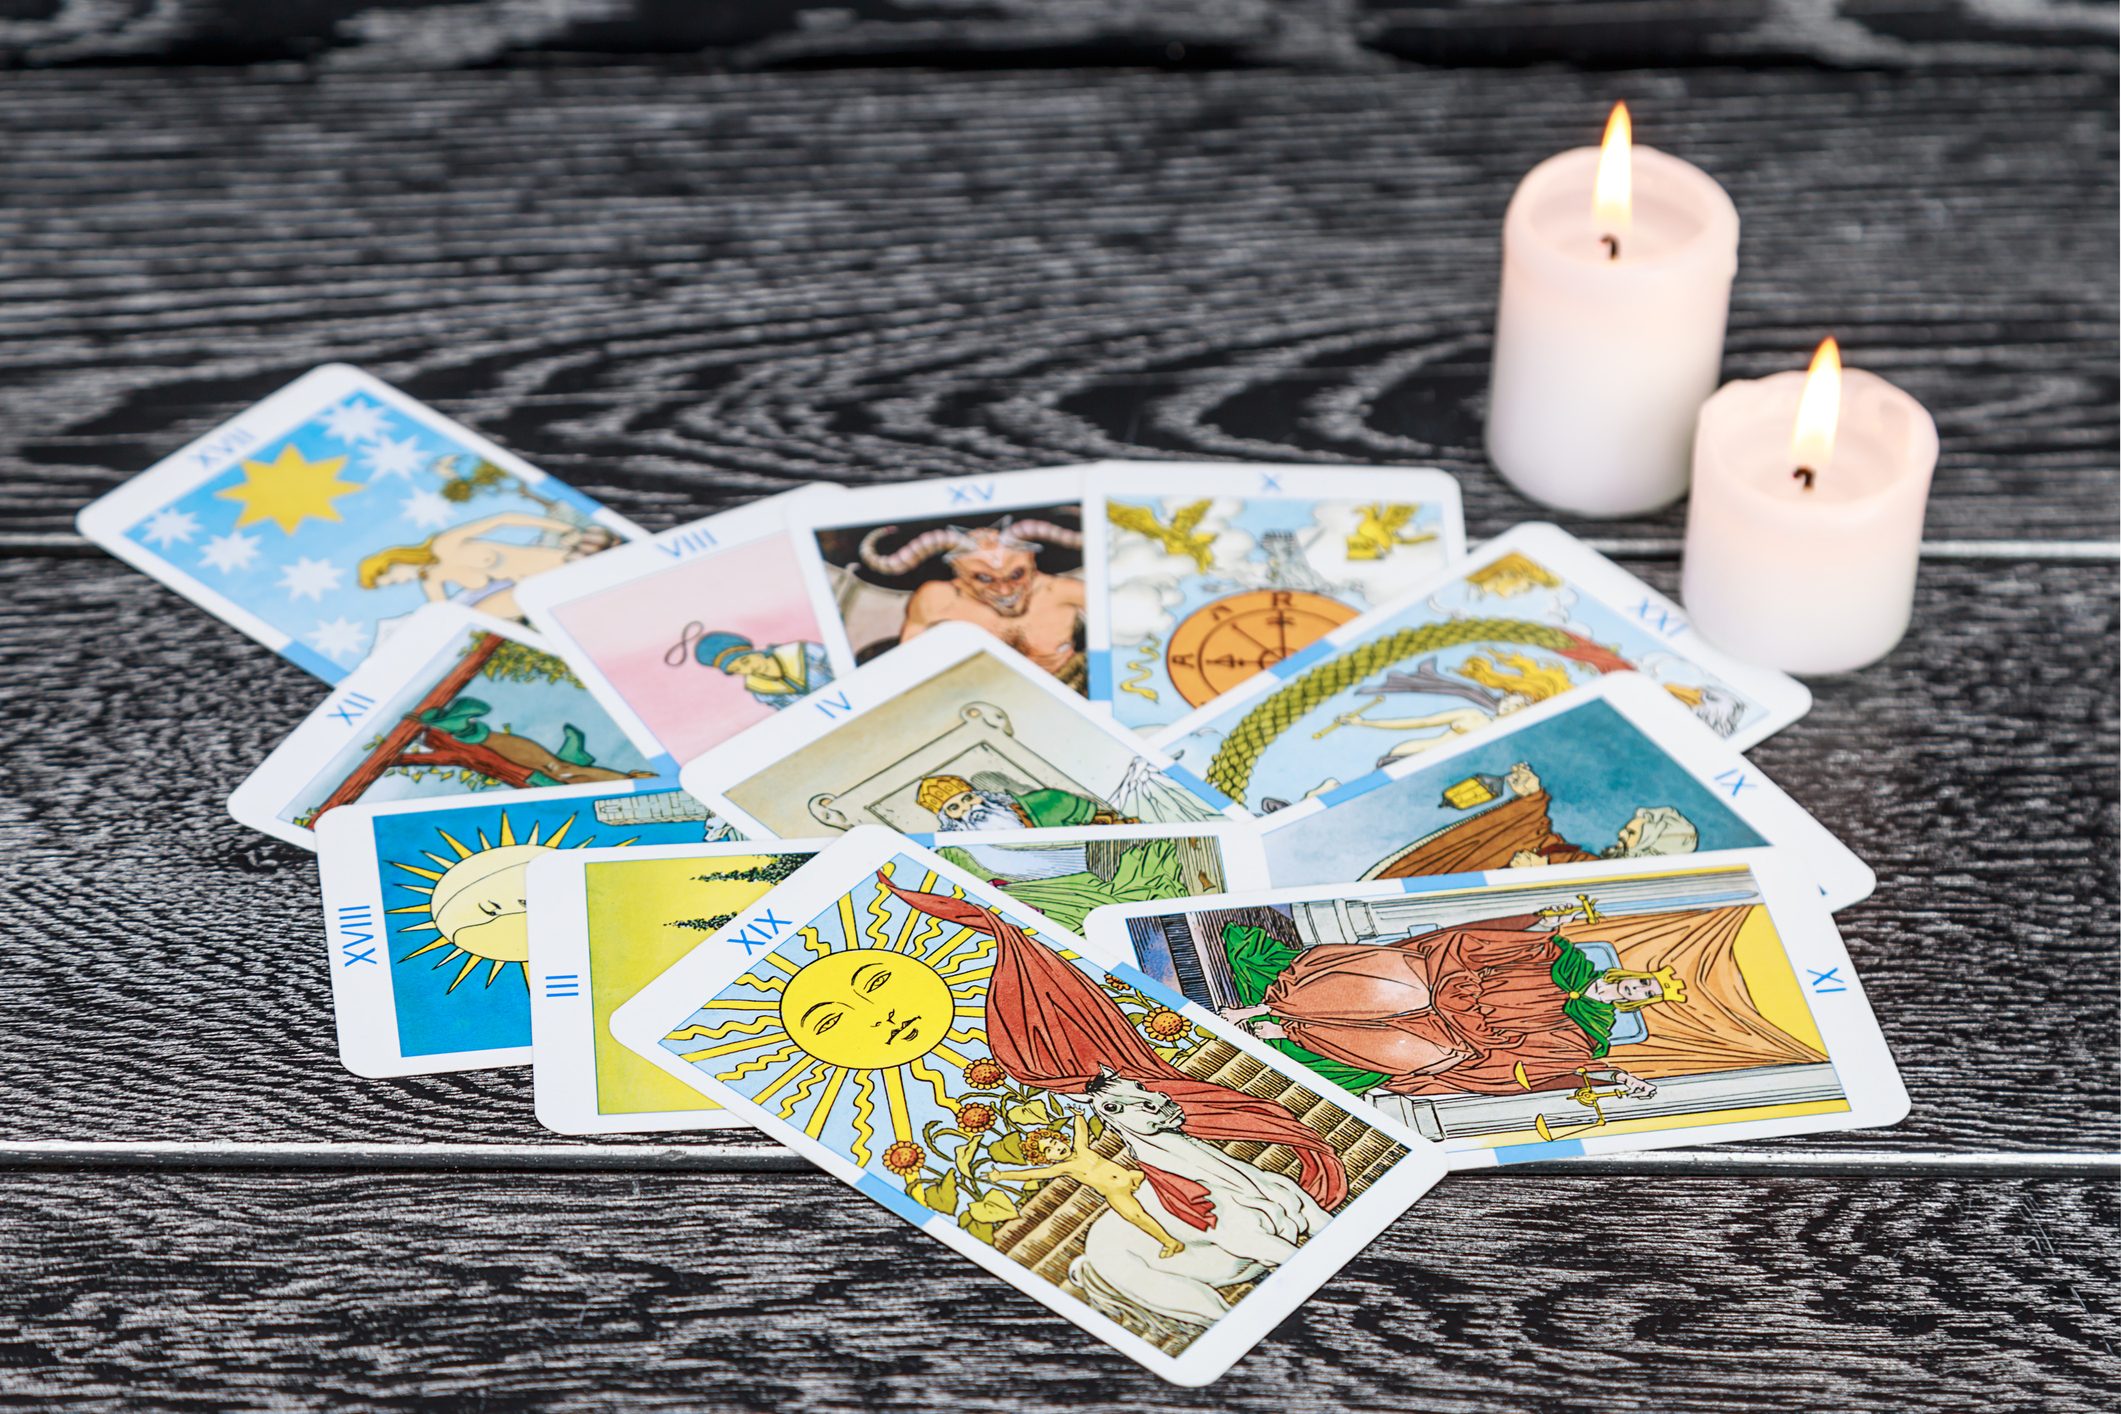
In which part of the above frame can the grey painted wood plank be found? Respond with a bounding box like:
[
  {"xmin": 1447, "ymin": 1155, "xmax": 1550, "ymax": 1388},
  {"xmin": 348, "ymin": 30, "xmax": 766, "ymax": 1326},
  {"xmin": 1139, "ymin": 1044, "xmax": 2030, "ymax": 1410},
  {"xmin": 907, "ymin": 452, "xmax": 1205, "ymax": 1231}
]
[
  {"xmin": 0, "ymin": 65, "xmax": 2111, "ymax": 544},
  {"xmin": 0, "ymin": 555, "xmax": 2111, "ymax": 1155},
  {"xmin": 0, "ymin": 1170, "xmax": 2112, "ymax": 1411}
]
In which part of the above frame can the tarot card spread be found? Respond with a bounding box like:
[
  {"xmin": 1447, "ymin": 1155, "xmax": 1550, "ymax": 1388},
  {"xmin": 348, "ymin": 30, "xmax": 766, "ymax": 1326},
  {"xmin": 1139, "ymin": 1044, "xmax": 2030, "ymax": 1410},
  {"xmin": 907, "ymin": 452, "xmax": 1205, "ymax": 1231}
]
[
  {"xmin": 230, "ymin": 603, "xmax": 665, "ymax": 850},
  {"xmin": 789, "ymin": 468, "xmax": 1091, "ymax": 694},
  {"xmin": 1087, "ymin": 850, "xmax": 1906, "ymax": 1169},
  {"xmin": 679, "ymin": 622, "xmax": 1226, "ymax": 841},
  {"xmin": 1151, "ymin": 522, "xmax": 1810, "ymax": 817},
  {"xmin": 77, "ymin": 364, "xmax": 641, "ymax": 682},
  {"xmin": 516, "ymin": 486, "xmax": 851, "ymax": 766},
  {"xmin": 314, "ymin": 780, "xmax": 740, "ymax": 1078},
  {"xmin": 1083, "ymin": 462, "xmax": 1464, "ymax": 734},
  {"xmin": 1259, "ymin": 674, "xmax": 1875, "ymax": 912},
  {"xmin": 527, "ymin": 822, "xmax": 1266, "ymax": 1135},
  {"xmin": 608, "ymin": 829, "xmax": 1446, "ymax": 1385}
]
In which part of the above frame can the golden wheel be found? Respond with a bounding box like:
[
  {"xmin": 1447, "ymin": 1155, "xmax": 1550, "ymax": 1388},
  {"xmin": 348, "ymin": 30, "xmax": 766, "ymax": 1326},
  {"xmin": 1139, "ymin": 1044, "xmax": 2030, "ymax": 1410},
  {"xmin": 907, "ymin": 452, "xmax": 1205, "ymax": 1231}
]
[{"xmin": 1164, "ymin": 590, "xmax": 1358, "ymax": 707}]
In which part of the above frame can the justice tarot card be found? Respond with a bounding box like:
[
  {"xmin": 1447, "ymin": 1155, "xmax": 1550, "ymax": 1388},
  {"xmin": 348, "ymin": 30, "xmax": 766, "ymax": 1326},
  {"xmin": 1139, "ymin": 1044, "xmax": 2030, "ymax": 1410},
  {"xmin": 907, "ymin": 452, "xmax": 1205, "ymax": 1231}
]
[
  {"xmin": 605, "ymin": 828, "xmax": 1447, "ymax": 1384},
  {"xmin": 1087, "ymin": 850, "xmax": 1906, "ymax": 1169},
  {"xmin": 1151, "ymin": 522, "xmax": 1810, "ymax": 816},
  {"xmin": 77, "ymin": 364, "xmax": 641, "ymax": 681},
  {"xmin": 1258, "ymin": 674, "xmax": 1873, "ymax": 911},
  {"xmin": 229, "ymin": 603, "xmax": 666, "ymax": 850},
  {"xmin": 1083, "ymin": 462, "xmax": 1463, "ymax": 733}
]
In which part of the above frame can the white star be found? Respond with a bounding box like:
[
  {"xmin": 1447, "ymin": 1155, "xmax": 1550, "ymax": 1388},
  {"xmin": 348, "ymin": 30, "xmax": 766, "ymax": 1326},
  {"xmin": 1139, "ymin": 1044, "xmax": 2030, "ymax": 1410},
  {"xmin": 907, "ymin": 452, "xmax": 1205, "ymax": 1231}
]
[
  {"xmin": 363, "ymin": 432, "xmax": 426, "ymax": 482},
  {"xmin": 317, "ymin": 397, "xmax": 391, "ymax": 445},
  {"xmin": 400, "ymin": 487, "xmax": 457, "ymax": 530},
  {"xmin": 200, "ymin": 531, "xmax": 261, "ymax": 574},
  {"xmin": 308, "ymin": 616, "xmax": 369, "ymax": 663},
  {"xmin": 278, "ymin": 555, "xmax": 344, "ymax": 602},
  {"xmin": 140, "ymin": 507, "xmax": 201, "ymax": 548}
]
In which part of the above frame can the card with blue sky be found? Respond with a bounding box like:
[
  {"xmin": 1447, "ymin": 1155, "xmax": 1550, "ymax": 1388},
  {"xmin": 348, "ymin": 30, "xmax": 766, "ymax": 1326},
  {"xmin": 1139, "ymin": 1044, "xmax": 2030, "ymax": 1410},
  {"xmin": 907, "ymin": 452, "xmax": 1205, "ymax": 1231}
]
[
  {"xmin": 1257, "ymin": 673, "xmax": 1873, "ymax": 911},
  {"xmin": 229, "ymin": 603, "xmax": 669, "ymax": 851},
  {"xmin": 527, "ymin": 821, "xmax": 1267, "ymax": 1135},
  {"xmin": 77, "ymin": 364, "xmax": 642, "ymax": 682},
  {"xmin": 1150, "ymin": 522, "xmax": 1810, "ymax": 817},
  {"xmin": 1084, "ymin": 850, "xmax": 1906, "ymax": 1171},
  {"xmin": 314, "ymin": 779, "xmax": 741, "ymax": 1078},
  {"xmin": 1082, "ymin": 461, "xmax": 1463, "ymax": 734},
  {"xmin": 604, "ymin": 827, "xmax": 1447, "ymax": 1385}
]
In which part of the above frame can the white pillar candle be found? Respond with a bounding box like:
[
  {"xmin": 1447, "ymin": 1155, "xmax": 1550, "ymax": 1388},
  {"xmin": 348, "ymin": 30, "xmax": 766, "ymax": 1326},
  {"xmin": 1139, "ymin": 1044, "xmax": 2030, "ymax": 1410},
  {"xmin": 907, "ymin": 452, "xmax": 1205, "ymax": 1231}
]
[
  {"xmin": 1486, "ymin": 105, "xmax": 1740, "ymax": 517},
  {"xmin": 1682, "ymin": 339, "xmax": 1940, "ymax": 674}
]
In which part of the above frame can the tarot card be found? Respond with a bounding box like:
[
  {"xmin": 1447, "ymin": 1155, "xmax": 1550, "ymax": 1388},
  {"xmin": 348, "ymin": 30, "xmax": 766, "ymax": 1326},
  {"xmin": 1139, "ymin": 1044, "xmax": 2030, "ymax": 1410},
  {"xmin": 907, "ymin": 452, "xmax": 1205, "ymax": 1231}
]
[
  {"xmin": 1152, "ymin": 523, "xmax": 1810, "ymax": 816},
  {"xmin": 1086, "ymin": 849, "xmax": 1906, "ymax": 1169},
  {"xmin": 314, "ymin": 780, "xmax": 741, "ymax": 1077},
  {"xmin": 788, "ymin": 467, "xmax": 1091, "ymax": 693},
  {"xmin": 1259, "ymin": 674, "xmax": 1873, "ymax": 911},
  {"xmin": 516, "ymin": 486, "xmax": 851, "ymax": 765},
  {"xmin": 1083, "ymin": 462, "xmax": 1464, "ymax": 733},
  {"xmin": 605, "ymin": 828, "xmax": 1447, "ymax": 1384},
  {"xmin": 229, "ymin": 603, "xmax": 667, "ymax": 850},
  {"xmin": 528, "ymin": 821, "xmax": 1266, "ymax": 1135},
  {"xmin": 77, "ymin": 364, "xmax": 642, "ymax": 682},
  {"xmin": 679, "ymin": 623, "xmax": 1227, "ymax": 840}
]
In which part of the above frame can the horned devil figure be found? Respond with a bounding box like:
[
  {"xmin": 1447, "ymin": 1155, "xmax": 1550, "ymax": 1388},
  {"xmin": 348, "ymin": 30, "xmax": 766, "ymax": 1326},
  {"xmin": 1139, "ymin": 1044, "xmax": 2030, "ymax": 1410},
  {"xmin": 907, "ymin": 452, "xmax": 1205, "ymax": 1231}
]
[{"xmin": 858, "ymin": 517, "xmax": 1087, "ymax": 683}]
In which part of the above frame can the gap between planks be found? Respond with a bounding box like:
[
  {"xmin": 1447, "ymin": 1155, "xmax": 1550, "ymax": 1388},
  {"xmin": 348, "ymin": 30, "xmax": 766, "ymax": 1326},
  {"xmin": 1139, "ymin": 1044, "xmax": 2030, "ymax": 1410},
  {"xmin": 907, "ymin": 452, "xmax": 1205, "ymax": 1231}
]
[{"xmin": 0, "ymin": 1142, "xmax": 2111, "ymax": 1178}]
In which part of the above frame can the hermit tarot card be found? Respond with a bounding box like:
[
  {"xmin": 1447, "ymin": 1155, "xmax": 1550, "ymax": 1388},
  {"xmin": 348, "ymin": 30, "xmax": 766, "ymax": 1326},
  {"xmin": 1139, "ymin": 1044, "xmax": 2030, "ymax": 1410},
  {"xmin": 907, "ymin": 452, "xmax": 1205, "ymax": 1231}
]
[
  {"xmin": 230, "ymin": 603, "xmax": 667, "ymax": 850},
  {"xmin": 606, "ymin": 828, "xmax": 1447, "ymax": 1384},
  {"xmin": 1151, "ymin": 522, "xmax": 1811, "ymax": 816},
  {"xmin": 527, "ymin": 821, "xmax": 1265, "ymax": 1135},
  {"xmin": 1083, "ymin": 462, "xmax": 1464, "ymax": 733},
  {"xmin": 678, "ymin": 623, "xmax": 1228, "ymax": 840},
  {"xmin": 517, "ymin": 486, "xmax": 851, "ymax": 765},
  {"xmin": 788, "ymin": 467, "xmax": 1091, "ymax": 693},
  {"xmin": 77, "ymin": 364, "xmax": 642, "ymax": 682},
  {"xmin": 1258, "ymin": 674, "xmax": 1873, "ymax": 911},
  {"xmin": 314, "ymin": 779, "xmax": 740, "ymax": 1077},
  {"xmin": 1086, "ymin": 849, "xmax": 1906, "ymax": 1170}
]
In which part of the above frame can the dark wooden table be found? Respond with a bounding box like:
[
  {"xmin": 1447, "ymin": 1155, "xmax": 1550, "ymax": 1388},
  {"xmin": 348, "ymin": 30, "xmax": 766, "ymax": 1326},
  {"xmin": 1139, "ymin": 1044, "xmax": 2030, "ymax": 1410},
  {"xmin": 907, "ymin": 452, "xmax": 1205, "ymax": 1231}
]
[{"xmin": 1, "ymin": 5, "xmax": 2115, "ymax": 1409}]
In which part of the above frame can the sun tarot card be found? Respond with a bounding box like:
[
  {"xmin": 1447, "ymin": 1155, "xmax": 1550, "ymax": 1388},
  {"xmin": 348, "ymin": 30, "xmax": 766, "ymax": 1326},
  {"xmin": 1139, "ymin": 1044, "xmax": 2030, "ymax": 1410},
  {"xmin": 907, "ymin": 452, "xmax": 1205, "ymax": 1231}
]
[
  {"xmin": 1151, "ymin": 523, "xmax": 1810, "ymax": 816},
  {"xmin": 77, "ymin": 364, "xmax": 642, "ymax": 682},
  {"xmin": 605, "ymin": 828, "xmax": 1446, "ymax": 1384},
  {"xmin": 528, "ymin": 821, "xmax": 1266, "ymax": 1135},
  {"xmin": 1258, "ymin": 674, "xmax": 1873, "ymax": 911},
  {"xmin": 1086, "ymin": 850, "xmax": 1906, "ymax": 1169},
  {"xmin": 679, "ymin": 623, "xmax": 1228, "ymax": 840},
  {"xmin": 788, "ymin": 467, "xmax": 1091, "ymax": 693},
  {"xmin": 314, "ymin": 780, "xmax": 742, "ymax": 1077},
  {"xmin": 516, "ymin": 486, "xmax": 851, "ymax": 766},
  {"xmin": 230, "ymin": 603, "xmax": 667, "ymax": 850},
  {"xmin": 1083, "ymin": 462, "xmax": 1464, "ymax": 734}
]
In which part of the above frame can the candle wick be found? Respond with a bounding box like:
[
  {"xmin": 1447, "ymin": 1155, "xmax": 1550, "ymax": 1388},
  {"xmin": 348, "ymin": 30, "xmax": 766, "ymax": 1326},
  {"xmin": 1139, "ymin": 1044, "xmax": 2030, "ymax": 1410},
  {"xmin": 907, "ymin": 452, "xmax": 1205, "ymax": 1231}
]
[
  {"xmin": 1600, "ymin": 234, "xmax": 1621, "ymax": 261},
  {"xmin": 1793, "ymin": 466, "xmax": 1816, "ymax": 490}
]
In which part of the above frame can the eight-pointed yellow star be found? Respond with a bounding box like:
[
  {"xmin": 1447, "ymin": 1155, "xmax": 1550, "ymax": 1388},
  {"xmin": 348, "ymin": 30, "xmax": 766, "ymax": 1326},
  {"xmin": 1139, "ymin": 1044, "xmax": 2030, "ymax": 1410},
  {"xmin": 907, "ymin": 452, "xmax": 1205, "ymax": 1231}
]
[{"xmin": 215, "ymin": 444, "xmax": 362, "ymax": 534}]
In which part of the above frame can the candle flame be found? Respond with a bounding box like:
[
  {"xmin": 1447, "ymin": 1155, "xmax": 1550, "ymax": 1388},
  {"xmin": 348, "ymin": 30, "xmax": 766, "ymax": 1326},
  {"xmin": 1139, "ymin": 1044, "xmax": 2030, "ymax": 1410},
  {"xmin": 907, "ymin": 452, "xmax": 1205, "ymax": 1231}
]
[
  {"xmin": 1594, "ymin": 102, "xmax": 1632, "ymax": 255},
  {"xmin": 1792, "ymin": 336, "xmax": 1842, "ymax": 473}
]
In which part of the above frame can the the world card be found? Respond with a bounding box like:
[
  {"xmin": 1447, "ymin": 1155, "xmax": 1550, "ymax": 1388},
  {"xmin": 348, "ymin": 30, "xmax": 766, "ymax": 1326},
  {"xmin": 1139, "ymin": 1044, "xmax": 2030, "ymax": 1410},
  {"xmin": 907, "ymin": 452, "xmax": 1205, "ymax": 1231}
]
[
  {"xmin": 77, "ymin": 364, "xmax": 642, "ymax": 681},
  {"xmin": 1086, "ymin": 851, "xmax": 1906, "ymax": 1169},
  {"xmin": 314, "ymin": 779, "xmax": 739, "ymax": 1077},
  {"xmin": 679, "ymin": 622, "xmax": 1228, "ymax": 840},
  {"xmin": 517, "ymin": 486, "xmax": 851, "ymax": 765},
  {"xmin": 527, "ymin": 821, "xmax": 1267, "ymax": 1135},
  {"xmin": 788, "ymin": 467, "xmax": 1091, "ymax": 692},
  {"xmin": 1083, "ymin": 462, "xmax": 1463, "ymax": 733},
  {"xmin": 229, "ymin": 603, "xmax": 668, "ymax": 850},
  {"xmin": 1151, "ymin": 522, "xmax": 1810, "ymax": 815},
  {"xmin": 604, "ymin": 828, "xmax": 1447, "ymax": 1384},
  {"xmin": 1258, "ymin": 674, "xmax": 1873, "ymax": 911}
]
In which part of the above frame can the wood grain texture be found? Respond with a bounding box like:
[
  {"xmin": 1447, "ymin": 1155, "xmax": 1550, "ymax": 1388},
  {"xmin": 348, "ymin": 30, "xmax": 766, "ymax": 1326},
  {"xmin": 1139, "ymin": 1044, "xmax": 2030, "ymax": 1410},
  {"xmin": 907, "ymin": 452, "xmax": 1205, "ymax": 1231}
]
[
  {"xmin": 1, "ymin": 554, "xmax": 2110, "ymax": 1154},
  {"xmin": 0, "ymin": 64, "xmax": 2111, "ymax": 544},
  {"xmin": 0, "ymin": 1170, "xmax": 2112, "ymax": 1410}
]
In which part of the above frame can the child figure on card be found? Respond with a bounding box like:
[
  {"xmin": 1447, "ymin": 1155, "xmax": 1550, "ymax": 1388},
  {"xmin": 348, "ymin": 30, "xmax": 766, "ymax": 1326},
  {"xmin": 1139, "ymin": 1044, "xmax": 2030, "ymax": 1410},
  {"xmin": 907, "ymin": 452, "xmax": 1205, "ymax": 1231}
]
[{"xmin": 991, "ymin": 1112, "xmax": 1186, "ymax": 1260}]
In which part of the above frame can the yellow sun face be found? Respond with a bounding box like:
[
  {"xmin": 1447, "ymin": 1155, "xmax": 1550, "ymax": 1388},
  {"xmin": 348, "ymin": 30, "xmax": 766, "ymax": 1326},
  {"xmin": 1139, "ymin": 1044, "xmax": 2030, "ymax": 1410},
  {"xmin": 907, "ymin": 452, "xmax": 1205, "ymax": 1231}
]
[{"xmin": 780, "ymin": 949, "xmax": 954, "ymax": 1069}]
